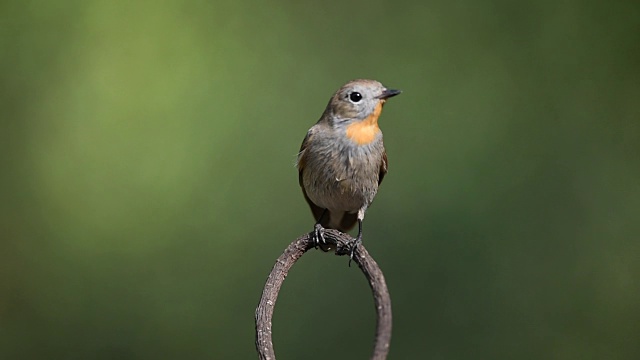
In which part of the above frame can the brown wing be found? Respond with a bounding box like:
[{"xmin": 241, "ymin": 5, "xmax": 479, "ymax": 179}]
[
  {"xmin": 378, "ymin": 150, "xmax": 388, "ymax": 185},
  {"xmin": 297, "ymin": 130, "xmax": 326, "ymax": 223}
]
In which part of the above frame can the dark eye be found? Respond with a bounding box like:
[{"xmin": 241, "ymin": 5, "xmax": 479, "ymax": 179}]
[{"xmin": 349, "ymin": 92, "xmax": 362, "ymax": 103}]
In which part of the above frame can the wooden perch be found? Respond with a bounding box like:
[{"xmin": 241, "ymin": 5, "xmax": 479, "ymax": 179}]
[{"xmin": 255, "ymin": 229, "xmax": 392, "ymax": 360}]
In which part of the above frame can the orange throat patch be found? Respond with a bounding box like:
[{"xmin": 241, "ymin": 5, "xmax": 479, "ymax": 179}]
[{"xmin": 345, "ymin": 102, "xmax": 384, "ymax": 145}]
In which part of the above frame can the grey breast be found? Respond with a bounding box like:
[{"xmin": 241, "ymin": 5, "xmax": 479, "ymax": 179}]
[{"xmin": 303, "ymin": 127, "xmax": 384, "ymax": 213}]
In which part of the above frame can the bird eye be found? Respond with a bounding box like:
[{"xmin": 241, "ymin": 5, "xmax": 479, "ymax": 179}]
[{"xmin": 349, "ymin": 92, "xmax": 363, "ymax": 103}]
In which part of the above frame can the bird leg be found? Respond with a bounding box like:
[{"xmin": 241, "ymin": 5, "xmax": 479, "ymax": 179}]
[
  {"xmin": 348, "ymin": 219, "xmax": 363, "ymax": 267},
  {"xmin": 348, "ymin": 207, "xmax": 367, "ymax": 266}
]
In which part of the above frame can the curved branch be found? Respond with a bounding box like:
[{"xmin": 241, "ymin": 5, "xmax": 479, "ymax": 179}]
[{"xmin": 255, "ymin": 229, "xmax": 392, "ymax": 360}]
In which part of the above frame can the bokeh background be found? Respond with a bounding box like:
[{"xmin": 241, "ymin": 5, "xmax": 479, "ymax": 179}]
[{"xmin": 2, "ymin": 0, "xmax": 639, "ymax": 359}]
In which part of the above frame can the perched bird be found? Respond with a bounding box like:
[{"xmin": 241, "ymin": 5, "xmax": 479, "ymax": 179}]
[{"xmin": 296, "ymin": 79, "xmax": 401, "ymax": 258}]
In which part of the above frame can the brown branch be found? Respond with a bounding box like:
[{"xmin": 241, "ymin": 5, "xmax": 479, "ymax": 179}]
[{"xmin": 255, "ymin": 229, "xmax": 392, "ymax": 360}]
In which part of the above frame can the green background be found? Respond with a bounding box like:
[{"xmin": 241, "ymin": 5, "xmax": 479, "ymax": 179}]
[{"xmin": 2, "ymin": 1, "xmax": 639, "ymax": 359}]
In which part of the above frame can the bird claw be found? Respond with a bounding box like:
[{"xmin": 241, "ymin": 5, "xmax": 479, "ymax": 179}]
[
  {"xmin": 312, "ymin": 223, "xmax": 326, "ymax": 249},
  {"xmin": 348, "ymin": 237, "xmax": 362, "ymax": 267}
]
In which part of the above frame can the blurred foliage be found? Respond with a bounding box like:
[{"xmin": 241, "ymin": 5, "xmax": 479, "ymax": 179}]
[{"xmin": 1, "ymin": 0, "xmax": 639, "ymax": 359}]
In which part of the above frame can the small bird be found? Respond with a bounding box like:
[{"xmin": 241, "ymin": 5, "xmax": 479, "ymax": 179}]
[{"xmin": 296, "ymin": 79, "xmax": 401, "ymax": 258}]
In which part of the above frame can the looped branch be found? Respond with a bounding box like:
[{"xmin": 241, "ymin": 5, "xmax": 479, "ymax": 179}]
[{"xmin": 255, "ymin": 229, "xmax": 392, "ymax": 360}]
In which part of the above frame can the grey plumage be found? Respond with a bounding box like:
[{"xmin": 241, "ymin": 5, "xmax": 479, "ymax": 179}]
[
  {"xmin": 298, "ymin": 123, "xmax": 385, "ymax": 230},
  {"xmin": 297, "ymin": 79, "xmax": 399, "ymax": 235}
]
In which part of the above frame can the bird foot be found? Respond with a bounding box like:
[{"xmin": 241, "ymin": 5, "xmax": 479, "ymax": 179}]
[
  {"xmin": 312, "ymin": 223, "xmax": 326, "ymax": 249},
  {"xmin": 348, "ymin": 237, "xmax": 362, "ymax": 267}
]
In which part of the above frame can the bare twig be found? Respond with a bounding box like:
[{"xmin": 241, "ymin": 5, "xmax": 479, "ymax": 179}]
[{"xmin": 255, "ymin": 229, "xmax": 392, "ymax": 360}]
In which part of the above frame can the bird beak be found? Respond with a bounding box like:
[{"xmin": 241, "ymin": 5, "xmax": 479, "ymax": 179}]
[{"xmin": 377, "ymin": 89, "xmax": 402, "ymax": 100}]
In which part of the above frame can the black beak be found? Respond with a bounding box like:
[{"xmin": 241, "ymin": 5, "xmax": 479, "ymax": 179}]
[{"xmin": 377, "ymin": 88, "xmax": 402, "ymax": 100}]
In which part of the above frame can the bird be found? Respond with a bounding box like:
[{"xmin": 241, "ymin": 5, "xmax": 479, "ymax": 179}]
[{"xmin": 296, "ymin": 79, "xmax": 401, "ymax": 259}]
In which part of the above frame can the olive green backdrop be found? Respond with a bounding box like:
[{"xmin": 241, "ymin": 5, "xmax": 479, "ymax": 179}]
[{"xmin": 2, "ymin": 0, "xmax": 639, "ymax": 359}]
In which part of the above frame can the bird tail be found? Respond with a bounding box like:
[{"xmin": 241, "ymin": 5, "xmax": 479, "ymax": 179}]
[{"xmin": 327, "ymin": 211, "xmax": 357, "ymax": 233}]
